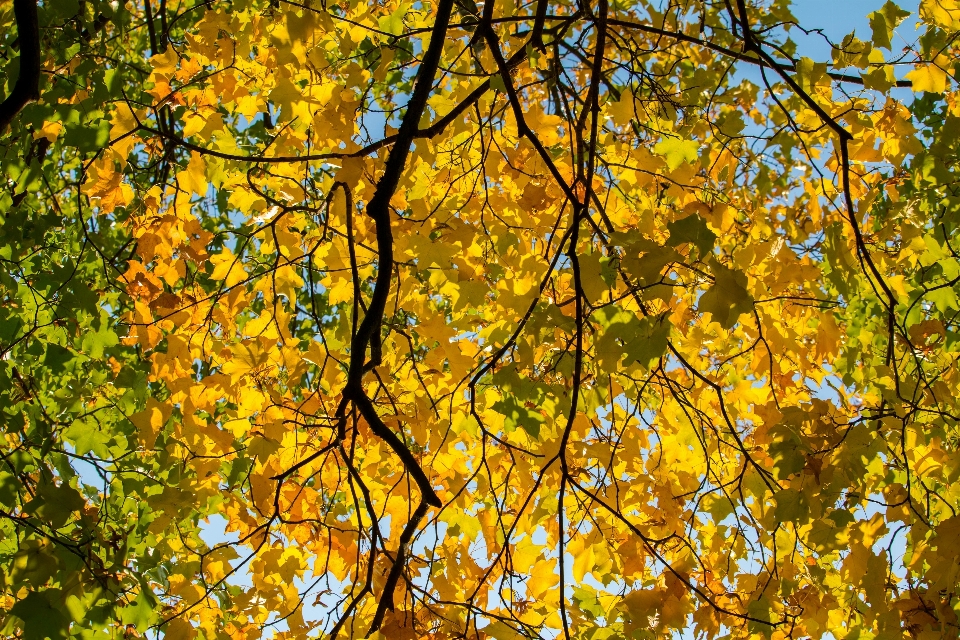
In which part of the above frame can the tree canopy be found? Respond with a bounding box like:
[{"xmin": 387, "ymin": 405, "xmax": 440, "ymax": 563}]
[{"xmin": 2, "ymin": 0, "xmax": 960, "ymax": 637}]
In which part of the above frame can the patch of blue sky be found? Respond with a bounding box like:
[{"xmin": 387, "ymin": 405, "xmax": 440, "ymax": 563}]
[{"xmin": 728, "ymin": 1, "xmax": 923, "ymax": 88}]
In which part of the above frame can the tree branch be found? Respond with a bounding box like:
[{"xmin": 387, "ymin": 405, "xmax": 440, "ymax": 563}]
[
  {"xmin": 344, "ymin": 0, "xmax": 458, "ymax": 511},
  {"xmin": 0, "ymin": 0, "xmax": 41, "ymax": 133}
]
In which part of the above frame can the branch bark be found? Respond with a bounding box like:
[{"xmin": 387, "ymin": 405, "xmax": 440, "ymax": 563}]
[
  {"xmin": 345, "ymin": 0, "xmax": 458, "ymax": 511},
  {"xmin": 0, "ymin": 0, "xmax": 41, "ymax": 133}
]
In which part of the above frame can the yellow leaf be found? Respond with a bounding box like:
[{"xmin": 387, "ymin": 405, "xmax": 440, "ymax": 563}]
[
  {"xmin": 85, "ymin": 159, "xmax": 133, "ymax": 213},
  {"xmin": 150, "ymin": 48, "xmax": 179, "ymax": 76},
  {"xmin": 34, "ymin": 120, "xmax": 63, "ymax": 142},
  {"xmin": 130, "ymin": 398, "xmax": 171, "ymax": 448},
  {"xmin": 528, "ymin": 558, "xmax": 559, "ymax": 598},
  {"xmin": 209, "ymin": 248, "xmax": 248, "ymax": 287},
  {"xmin": 568, "ymin": 536, "xmax": 596, "ymax": 582},
  {"xmin": 906, "ymin": 62, "xmax": 948, "ymax": 93},
  {"xmin": 177, "ymin": 152, "xmax": 208, "ymax": 197},
  {"xmin": 921, "ymin": 0, "xmax": 960, "ymax": 28},
  {"xmin": 162, "ymin": 618, "xmax": 196, "ymax": 640},
  {"xmin": 221, "ymin": 340, "xmax": 270, "ymax": 383}
]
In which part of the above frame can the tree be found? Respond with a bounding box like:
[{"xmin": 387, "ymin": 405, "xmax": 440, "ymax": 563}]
[{"xmin": 2, "ymin": 0, "xmax": 960, "ymax": 636}]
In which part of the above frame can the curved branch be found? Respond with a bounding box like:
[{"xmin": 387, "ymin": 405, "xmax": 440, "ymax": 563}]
[
  {"xmin": 0, "ymin": 0, "xmax": 41, "ymax": 133},
  {"xmin": 344, "ymin": 0, "xmax": 458, "ymax": 512}
]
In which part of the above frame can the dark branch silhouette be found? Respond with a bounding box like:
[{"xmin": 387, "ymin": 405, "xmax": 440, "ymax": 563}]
[{"xmin": 0, "ymin": 0, "xmax": 41, "ymax": 133}]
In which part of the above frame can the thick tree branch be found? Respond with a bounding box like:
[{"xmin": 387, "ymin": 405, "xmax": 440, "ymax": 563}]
[
  {"xmin": 0, "ymin": 0, "xmax": 41, "ymax": 133},
  {"xmin": 367, "ymin": 499, "xmax": 430, "ymax": 633},
  {"xmin": 344, "ymin": 0, "xmax": 458, "ymax": 512}
]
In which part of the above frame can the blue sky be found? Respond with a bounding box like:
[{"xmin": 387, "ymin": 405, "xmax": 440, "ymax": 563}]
[{"xmin": 790, "ymin": 0, "xmax": 922, "ymax": 59}]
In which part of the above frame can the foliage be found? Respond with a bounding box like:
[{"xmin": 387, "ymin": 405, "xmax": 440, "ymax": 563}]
[{"xmin": 2, "ymin": 0, "xmax": 960, "ymax": 637}]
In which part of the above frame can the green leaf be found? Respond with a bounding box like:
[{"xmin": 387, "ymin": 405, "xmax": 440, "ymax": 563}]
[
  {"xmin": 667, "ymin": 214, "xmax": 716, "ymax": 257},
  {"xmin": 747, "ymin": 595, "xmax": 773, "ymax": 638},
  {"xmin": 10, "ymin": 541, "xmax": 61, "ymax": 586},
  {"xmin": 0, "ymin": 470, "xmax": 18, "ymax": 507},
  {"xmin": 65, "ymin": 417, "xmax": 113, "ymax": 458},
  {"xmin": 63, "ymin": 118, "xmax": 111, "ymax": 153},
  {"xmin": 703, "ymin": 493, "xmax": 734, "ymax": 523},
  {"xmin": 31, "ymin": 480, "xmax": 86, "ymax": 527},
  {"xmin": 716, "ymin": 110, "xmax": 745, "ymax": 136},
  {"xmin": 698, "ymin": 261, "xmax": 753, "ymax": 328},
  {"xmin": 624, "ymin": 315, "xmax": 671, "ymax": 370},
  {"xmin": 42, "ymin": 0, "xmax": 80, "ymax": 23},
  {"xmin": 81, "ymin": 323, "xmax": 119, "ymax": 359},
  {"xmin": 794, "ymin": 57, "xmax": 828, "ymax": 93},
  {"xmin": 869, "ymin": 1, "xmax": 911, "ymax": 50},
  {"xmin": 10, "ymin": 591, "xmax": 70, "ymax": 640},
  {"xmin": 768, "ymin": 425, "xmax": 807, "ymax": 481},
  {"xmin": 593, "ymin": 307, "xmax": 669, "ymax": 371},
  {"xmin": 43, "ymin": 343, "xmax": 75, "ymax": 375},
  {"xmin": 572, "ymin": 586, "xmax": 604, "ymax": 619},
  {"xmin": 620, "ymin": 240, "xmax": 679, "ymax": 287},
  {"xmin": 653, "ymin": 137, "xmax": 699, "ymax": 170},
  {"xmin": 491, "ymin": 395, "xmax": 544, "ymax": 439},
  {"xmin": 773, "ymin": 488, "xmax": 809, "ymax": 524},
  {"xmin": 377, "ymin": 3, "xmax": 410, "ymax": 35},
  {"xmin": 121, "ymin": 585, "xmax": 159, "ymax": 632}
]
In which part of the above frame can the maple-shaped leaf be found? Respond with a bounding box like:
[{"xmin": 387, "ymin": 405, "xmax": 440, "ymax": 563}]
[
  {"xmin": 698, "ymin": 261, "xmax": 753, "ymax": 328},
  {"xmin": 773, "ymin": 488, "xmax": 809, "ymax": 524},
  {"xmin": 120, "ymin": 583, "xmax": 160, "ymax": 632},
  {"xmin": 9, "ymin": 591, "xmax": 69, "ymax": 640},
  {"xmin": 491, "ymin": 394, "xmax": 544, "ymax": 438},
  {"xmin": 906, "ymin": 62, "xmax": 948, "ymax": 93},
  {"xmin": 869, "ymin": 1, "xmax": 911, "ymax": 49},
  {"xmin": 654, "ymin": 137, "xmax": 699, "ymax": 170},
  {"xmin": 767, "ymin": 424, "xmax": 807, "ymax": 481},
  {"xmin": 667, "ymin": 214, "xmax": 716, "ymax": 257}
]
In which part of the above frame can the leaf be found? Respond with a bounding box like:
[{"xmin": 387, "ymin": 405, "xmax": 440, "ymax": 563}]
[
  {"xmin": 130, "ymin": 397, "xmax": 171, "ymax": 449},
  {"xmin": 43, "ymin": 0, "xmax": 80, "ymax": 22},
  {"xmin": 794, "ymin": 57, "xmax": 827, "ymax": 93},
  {"xmin": 869, "ymin": 1, "xmax": 911, "ymax": 49},
  {"xmin": 178, "ymin": 151, "xmax": 208, "ymax": 197},
  {"xmin": 43, "ymin": 343, "xmax": 75, "ymax": 374},
  {"xmin": 163, "ymin": 618, "xmax": 197, "ymax": 640},
  {"xmin": 624, "ymin": 315, "xmax": 671, "ymax": 370},
  {"xmin": 80, "ymin": 319, "xmax": 119, "ymax": 359},
  {"xmin": 768, "ymin": 425, "xmax": 807, "ymax": 481},
  {"xmin": 746, "ymin": 595, "xmax": 773, "ymax": 638},
  {"xmin": 527, "ymin": 558, "xmax": 560, "ymax": 598},
  {"xmin": 63, "ymin": 118, "xmax": 111, "ymax": 153},
  {"xmin": 653, "ymin": 137, "xmax": 699, "ymax": 170},
  {"xmin": 905, "ymin": 62, "xmax": 948, "ymax": 93},
  {"xmin": 121, "ymin": 585, "xmax": 159, "ymax": 632},
  {"xmin": 667, "ymin": 214, "xmax": 716, "ymax": 257},
  {"xmin": 698, "ymin": 262, "xmax": 753, "ymax": 328},
  {"xmin": 578, "ymin": 251, "xmax": 615, "ymax": 301},
  {"xmin": 377, "ymin": 3, "xmax": 410, "ymax": 35},
  {"xmin": 10, "ymin": 591, "xmax": 70, "ymax": 640},
  {"xmin": 620, "ymin": 240, "xmax": 679, "ymax": 287},
  {"xmin": 209, "ymin": 247, "xmax": 248, "ymax": 287},
  {"xmin": 11, "ymin": 541, "xmax": 60, "ymax": 586},
  {"xmin": 773, "ymin": 488, "xmax": 809, "ymax": 524},
  {"xmin": 571, "ymin": 539, "xmax": 596, "ymax": 582},
  {"xmin": 32, "ymin": 481, "xmax": 86, "ymax": 528},
  {"xmin": 491, "ymin": 394, "xmax": 544, "ymax": 438},
  {"xmin": 65, "ymin": 418, "xmax": 112, "ymax": 458}
]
